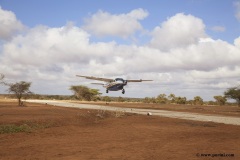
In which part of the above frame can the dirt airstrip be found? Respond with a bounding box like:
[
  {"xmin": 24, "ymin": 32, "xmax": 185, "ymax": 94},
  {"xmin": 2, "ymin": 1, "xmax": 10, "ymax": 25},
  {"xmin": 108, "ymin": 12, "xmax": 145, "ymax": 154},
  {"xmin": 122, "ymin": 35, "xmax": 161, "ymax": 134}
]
[{"xmin": 0, "ymin": 100, "xmax": 240, "ymax": 160}]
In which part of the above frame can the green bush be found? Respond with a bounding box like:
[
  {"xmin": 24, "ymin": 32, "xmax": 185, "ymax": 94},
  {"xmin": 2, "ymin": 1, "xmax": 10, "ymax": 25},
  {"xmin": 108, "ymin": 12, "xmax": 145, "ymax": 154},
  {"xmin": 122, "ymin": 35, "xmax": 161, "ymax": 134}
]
[{"xmin": 0, "ymin": 124, "xmax": 31, "ymax": 134}]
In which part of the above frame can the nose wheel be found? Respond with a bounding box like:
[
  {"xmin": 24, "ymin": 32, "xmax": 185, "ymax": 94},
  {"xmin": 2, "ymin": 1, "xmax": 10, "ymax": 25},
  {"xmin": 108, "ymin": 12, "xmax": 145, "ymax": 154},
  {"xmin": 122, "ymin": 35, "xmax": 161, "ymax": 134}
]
[
  {"xmin": 122, "ymin": 89, "xmax": 125, "ymax": 94},
  {"xmin": 106, "ymin": 89, "xmax": 108, "ymax": 93}
]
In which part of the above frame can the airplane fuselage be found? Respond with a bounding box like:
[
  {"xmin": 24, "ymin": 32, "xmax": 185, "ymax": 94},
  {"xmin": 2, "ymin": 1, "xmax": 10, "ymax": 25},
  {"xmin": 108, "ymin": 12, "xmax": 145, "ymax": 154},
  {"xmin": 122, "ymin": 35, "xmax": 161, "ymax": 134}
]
[
  {"xmin": 104, "ymin": 78, "xmax": 127, "ymax": 93},
  {"xmin": 104, "ymin": 82, "xmax": 126, "ymax": 91}
]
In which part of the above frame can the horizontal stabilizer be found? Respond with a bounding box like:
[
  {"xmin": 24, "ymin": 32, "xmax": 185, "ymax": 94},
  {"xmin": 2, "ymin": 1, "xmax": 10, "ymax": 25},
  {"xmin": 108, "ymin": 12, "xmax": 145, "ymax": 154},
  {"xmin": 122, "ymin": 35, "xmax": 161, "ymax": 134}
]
[{"xmin": 91, "ymin": 83, "xmax": 105, "ymax": 85}]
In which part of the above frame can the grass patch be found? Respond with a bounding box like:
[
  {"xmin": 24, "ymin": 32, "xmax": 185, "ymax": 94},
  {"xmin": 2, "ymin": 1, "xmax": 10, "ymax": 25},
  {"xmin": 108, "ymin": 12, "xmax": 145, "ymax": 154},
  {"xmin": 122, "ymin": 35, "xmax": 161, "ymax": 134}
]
[
  {"xmin": 0, "ymin": 124, "xmax": 31, "ymax": 134},
  {"xmin": 0, "ymin": 121, "xmax": 56, "ymax": 134}
]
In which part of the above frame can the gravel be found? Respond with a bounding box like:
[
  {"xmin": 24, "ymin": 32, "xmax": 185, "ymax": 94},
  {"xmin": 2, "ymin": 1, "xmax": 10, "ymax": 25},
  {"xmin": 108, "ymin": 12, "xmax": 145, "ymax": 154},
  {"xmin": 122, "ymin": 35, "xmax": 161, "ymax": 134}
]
[{"xmin": 27, "ymin": 100, "xmax": 240, "ymax": 126}]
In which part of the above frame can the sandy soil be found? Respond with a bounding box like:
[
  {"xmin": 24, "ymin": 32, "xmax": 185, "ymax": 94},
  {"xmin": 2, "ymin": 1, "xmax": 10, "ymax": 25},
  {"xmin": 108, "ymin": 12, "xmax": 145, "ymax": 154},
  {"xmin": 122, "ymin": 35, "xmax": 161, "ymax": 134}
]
[{"xmin": 0, "ymin": 101, "xmax": 240, "ymax": 160}]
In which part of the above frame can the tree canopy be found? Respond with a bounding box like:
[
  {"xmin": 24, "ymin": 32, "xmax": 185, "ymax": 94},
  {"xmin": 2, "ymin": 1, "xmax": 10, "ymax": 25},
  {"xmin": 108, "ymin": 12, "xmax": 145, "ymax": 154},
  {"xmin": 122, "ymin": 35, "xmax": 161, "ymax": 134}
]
[
  {"xmin": 156, "ymin": 94, "xmax": 168, "ymax": 104},
  {"xmin": 224, "ymin": 87, "xmax": 240, "ymax": 106},
  {"xmin": 7, "ymin": 81, "xmax": 33, "ymax": 106},
  {"xmin": 69, "ymin": 85, "xmax": 101, "ymax": 101},
  {"xmin": 193, "ymin": 96, "xmax": 203, "ymax": 105},
  {"xmin": 214, "ymin": 95, "xmax": 227, "ymax": 105}
]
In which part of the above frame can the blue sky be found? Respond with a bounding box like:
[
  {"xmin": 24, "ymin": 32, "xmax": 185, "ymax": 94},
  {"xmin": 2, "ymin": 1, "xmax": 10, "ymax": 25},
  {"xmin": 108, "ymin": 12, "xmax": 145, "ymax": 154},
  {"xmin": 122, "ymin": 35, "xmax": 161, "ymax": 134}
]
[
  {"xmin": 0, "ymin": 0, "xmax": 240, "ymax": 101},
  {"xmin": 1, "ymin": 0, "xmax": 239, "ymax": 42}
]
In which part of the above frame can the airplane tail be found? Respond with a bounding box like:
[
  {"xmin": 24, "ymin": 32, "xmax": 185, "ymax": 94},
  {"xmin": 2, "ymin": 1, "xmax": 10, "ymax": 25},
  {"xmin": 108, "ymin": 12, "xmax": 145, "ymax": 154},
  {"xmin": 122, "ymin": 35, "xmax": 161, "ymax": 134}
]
[{"xmin": 91, "ymin": 83, "xmax": 105, "ymax": 86}]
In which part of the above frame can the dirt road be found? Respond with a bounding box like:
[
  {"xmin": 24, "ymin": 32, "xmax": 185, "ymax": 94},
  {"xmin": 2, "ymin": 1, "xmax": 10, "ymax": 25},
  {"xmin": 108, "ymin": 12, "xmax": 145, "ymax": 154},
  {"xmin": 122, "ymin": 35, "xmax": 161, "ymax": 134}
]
[{"xmin": 27, "ymin": 100, "xmax": 240, "ymax": 125}]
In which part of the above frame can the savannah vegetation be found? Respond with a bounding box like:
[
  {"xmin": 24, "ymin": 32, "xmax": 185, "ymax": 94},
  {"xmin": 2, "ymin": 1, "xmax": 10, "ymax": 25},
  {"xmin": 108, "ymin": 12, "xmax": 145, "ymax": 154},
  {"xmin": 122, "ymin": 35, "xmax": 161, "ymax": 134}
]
[
  {"xmin": 69, "ymin": 85, "xmax": 101, "ymax": 101},
  {"xmin": 0, "ymin": 73, "xmax": 33, "ymax": 106},
  {"xmin": 0, "ymin": 121, "xmax": 54, "ymax": 134},
  {"xmin": 1, "ymin": 73, "xmax": 240, "ymax": 106},
  {"xmin": 6, "ymin": 81, "xmax": 33, "ymax": 106},
  {"xmin": 224, "ymin": 87, "xmax": 240, "ymax": 106}
]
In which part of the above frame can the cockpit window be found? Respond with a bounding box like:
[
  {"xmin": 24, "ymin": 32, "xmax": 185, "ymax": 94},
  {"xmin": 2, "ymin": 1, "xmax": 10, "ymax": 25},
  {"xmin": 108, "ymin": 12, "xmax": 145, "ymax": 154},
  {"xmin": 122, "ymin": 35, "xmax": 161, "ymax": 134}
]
[{"xmin": 115, "ymin": 78, "xmax": 124, "ymax": 82}]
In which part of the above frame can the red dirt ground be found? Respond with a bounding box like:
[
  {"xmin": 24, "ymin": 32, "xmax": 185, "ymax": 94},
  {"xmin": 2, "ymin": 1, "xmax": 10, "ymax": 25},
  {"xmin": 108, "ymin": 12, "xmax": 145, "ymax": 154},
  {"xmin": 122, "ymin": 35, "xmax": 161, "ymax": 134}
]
[{"xmin": 0, "ymin": 101, "xmax": 240, "ymax": 160}]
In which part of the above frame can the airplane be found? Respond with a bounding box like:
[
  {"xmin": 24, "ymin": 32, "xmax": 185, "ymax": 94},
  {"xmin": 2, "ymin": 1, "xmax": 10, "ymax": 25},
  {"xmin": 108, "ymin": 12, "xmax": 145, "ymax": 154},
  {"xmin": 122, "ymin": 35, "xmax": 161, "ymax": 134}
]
[{"xmin": 76, "ymin": 75, "xmax": 153, "ymax": 94}]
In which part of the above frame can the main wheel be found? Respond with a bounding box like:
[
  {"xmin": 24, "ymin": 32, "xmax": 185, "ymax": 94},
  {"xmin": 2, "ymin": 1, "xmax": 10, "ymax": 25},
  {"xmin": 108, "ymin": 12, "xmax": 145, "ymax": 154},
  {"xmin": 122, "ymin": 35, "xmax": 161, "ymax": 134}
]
[
  {"xmin": 122, "ymin": 89, "xmax": 125, "ymax": 94},
  {"xmin": 106, "ymin": 89, "xmax": 109, "ymax": 93}
]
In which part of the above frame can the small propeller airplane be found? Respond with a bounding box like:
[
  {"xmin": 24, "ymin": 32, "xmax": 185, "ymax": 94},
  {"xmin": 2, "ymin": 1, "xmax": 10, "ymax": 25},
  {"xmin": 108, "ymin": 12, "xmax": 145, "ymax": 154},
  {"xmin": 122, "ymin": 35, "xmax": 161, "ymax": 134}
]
[{"xmin": 76, "ymin": 75, "xmax": 153, "ymax": 94}]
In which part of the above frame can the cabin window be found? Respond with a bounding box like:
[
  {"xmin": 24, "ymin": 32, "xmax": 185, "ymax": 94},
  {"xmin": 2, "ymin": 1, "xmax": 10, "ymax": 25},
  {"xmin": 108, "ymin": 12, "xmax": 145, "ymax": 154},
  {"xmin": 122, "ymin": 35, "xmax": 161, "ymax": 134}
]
[{"xmin": 115, "ymin": 78, "xmax": 124, "ymax": 83}]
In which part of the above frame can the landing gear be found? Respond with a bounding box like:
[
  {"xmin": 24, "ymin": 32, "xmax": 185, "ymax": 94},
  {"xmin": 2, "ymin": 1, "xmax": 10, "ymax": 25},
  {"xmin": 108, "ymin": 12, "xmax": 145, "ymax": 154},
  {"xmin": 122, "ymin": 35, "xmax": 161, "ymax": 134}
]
[
  {"xmin": 106, "ymin": 89, "xmax": 108, "ymax": 93},
  {"xmin": 122, "ymin": 89, "xmax": 125, "ymax": 94}
]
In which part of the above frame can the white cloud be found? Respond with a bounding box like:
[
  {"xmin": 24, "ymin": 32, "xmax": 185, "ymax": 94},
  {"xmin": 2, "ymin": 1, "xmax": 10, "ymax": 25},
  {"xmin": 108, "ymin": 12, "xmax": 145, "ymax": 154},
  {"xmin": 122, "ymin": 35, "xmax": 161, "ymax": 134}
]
[
  {"xmin": 1, "ymin": 23, "xmax": 117, "ymax": 67},
  {"xmin": 149, "ymin": 13, "xmax": 207, "ymax": 51},
  {"xmin": 0, "ymin": 10, "xmax": 240, "ymax": 100},
  {"xmin": 234, "ymin": 1, "xmax": 240, "ymax": 21},
  {"xmin": 189, "ymin": 67, "xmax": 240, "ymax": 80},
  {"xmin": 211, "ymin": 26, "xmax": 226, "ymax": 32},
  {"xmin": 127, "ymin": 8, "xmax": 149, "ymax": 20},
  {"xmin": 234, "ymin": 36, "xmax": 240, "ymax": 48},
  {"xmin": 0, "ymin": 6, "xmax": 24, "ymax": 40},
  {"xmin": 1, "ymin": 19, "xmax": 239, "ymax": 78},
  {"xmin": 83, "ymin": 8, "xmax": 148, "ymax": 38},
  {"xmin": 111, "ymin": 38, "xmax": 240, "ymax": 73}
]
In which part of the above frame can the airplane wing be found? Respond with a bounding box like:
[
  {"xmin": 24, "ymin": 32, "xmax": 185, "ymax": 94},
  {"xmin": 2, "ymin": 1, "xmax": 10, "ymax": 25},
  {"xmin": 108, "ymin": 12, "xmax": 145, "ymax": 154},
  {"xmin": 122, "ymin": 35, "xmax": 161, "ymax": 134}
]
[
  {"xmin": 76, "ymin": 75, "xmax": 113, "ymax": 82},
  {"xmin": 127, "ymin": 79, "xmax": 153, "ymax": 82}
]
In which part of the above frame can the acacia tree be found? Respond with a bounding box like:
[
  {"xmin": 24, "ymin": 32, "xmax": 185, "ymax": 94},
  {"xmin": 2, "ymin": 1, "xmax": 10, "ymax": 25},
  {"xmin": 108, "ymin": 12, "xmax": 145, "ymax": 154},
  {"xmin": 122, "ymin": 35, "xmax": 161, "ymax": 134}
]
[
  {"xmin": 143, "ymin": 97, "xmax": 151, "ymax": 103},
  {"xmin": 214, "ymin": 95, "xmax": 227, "ymax": 106},
  {"xmin": 168, "ymin": 93, "xmax": 176, "ymax": 103},
  {"xmin": 69, "ymin": 85, "xmax": 101, "ymax": 101},
  {"xmin": 156, "ymin": 94, "xmax": 168, "ymax": 104},
  {"xmin": 175, "ymin": 96, "xmax": 187, "ymax": 104},
  {"xmin": 224, "ymin": 87, "xmax": 240, "ymax": 106},
  {"xmin": 193, "ymin": 96, "xmax": 203, "ymax": 105},
  {"xmin": 7, "ymin": 81, "xmax": 33, "ymax": 106}
]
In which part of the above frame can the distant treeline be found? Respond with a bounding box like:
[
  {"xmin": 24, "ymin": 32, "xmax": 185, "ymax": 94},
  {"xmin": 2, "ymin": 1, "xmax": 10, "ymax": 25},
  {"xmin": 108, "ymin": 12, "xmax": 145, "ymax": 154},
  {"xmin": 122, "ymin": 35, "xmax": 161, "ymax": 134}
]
[
  {"xmin": 0, "ymin": 94, "xmax": 75, "ymax": 100},
  {"xmin": 0, "ymin": 94, "xmax": 237, "ymax": 106},
  {"xmin": 0, "ymin": 94, "xmax": 141, "ymax": 102}
]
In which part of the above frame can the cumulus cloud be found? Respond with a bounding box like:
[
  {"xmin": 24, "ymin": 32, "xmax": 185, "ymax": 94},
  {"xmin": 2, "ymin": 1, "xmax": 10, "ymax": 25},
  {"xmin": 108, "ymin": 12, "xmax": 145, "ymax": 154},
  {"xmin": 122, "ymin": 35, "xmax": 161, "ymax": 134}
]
[
  {"xmin": 188, "ymin": 66, "xmax": 240, "ymax": 80},
  {"xmin": 0, "ymin": 22, "xmax": 121, "ymax": 82},
  {"xmin": 83, "ymin": 8, "xmax": 148, "ymax": 38},
  {"xmin": 1, "ymin": 24, "xmax": 117, "ymax": 67},
  {"xmin": 149, "ymin": 13, "xmax": 207, "ymax": 51},
  {"xmin": 0, "ymin": 9, "xmax": 240, "ymax": 100},
  {"xmin": 234, "ymin": 36, "xmax": 240, "ymax": 48},
  {"xmin": 0, "ymin": 6, "xmax": 24, "ymax": 40}
]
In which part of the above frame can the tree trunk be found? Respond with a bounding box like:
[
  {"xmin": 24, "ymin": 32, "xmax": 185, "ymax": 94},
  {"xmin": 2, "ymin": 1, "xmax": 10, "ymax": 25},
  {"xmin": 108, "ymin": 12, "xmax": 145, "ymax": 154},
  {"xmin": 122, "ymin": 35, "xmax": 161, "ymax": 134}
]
[{"xmin": 18, "ymin": 98, "xmax": 21, "ymax": 106}]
